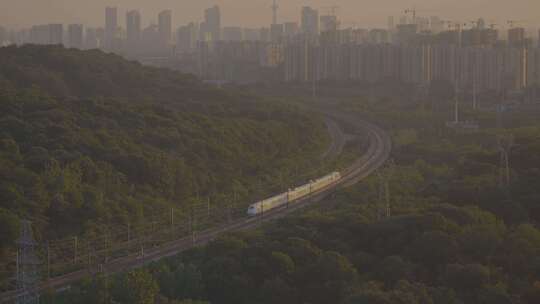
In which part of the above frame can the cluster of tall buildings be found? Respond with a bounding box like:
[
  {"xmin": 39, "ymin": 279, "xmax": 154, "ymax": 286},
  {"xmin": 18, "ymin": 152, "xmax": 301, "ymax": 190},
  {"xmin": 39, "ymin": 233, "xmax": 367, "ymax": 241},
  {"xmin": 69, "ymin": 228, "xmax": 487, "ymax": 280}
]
[
  {"xmin": 2, "ymin": 6, "xmax": 197, "ymax": 57},
  {"xmin": 1, "ymin": 5, "xmax": 539, "ymax": 95}
]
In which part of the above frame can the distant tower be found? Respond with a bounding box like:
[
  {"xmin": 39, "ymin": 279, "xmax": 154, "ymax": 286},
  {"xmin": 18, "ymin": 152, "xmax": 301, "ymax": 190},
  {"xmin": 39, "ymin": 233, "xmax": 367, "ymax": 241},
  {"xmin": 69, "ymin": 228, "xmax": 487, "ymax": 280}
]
[
  {"xmin": 16, "ymin": 221, "xmax": 40, "ymax": 304},
  {"xmin": 104, "ymin": 7, "xmax": 118, "ymax": 49},
  {"xmin": 272, "ymin": 0, "xmax": 279, "ymax": 25}
]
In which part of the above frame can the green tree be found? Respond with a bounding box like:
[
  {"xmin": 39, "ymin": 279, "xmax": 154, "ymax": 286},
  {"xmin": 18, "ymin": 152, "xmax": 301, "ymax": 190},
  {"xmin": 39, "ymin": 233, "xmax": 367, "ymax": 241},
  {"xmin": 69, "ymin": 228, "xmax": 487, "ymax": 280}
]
[{"xmin": 113, "ymin": 269, "xmax": 159, "ymax": 304}]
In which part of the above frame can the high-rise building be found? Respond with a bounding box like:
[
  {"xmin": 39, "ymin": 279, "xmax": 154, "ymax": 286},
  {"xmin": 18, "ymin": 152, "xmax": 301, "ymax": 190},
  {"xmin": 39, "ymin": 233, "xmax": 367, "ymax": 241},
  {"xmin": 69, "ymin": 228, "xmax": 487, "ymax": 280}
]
[
  {"xmin": 158, "ymin": 10, "xmax": 172, "ymax": 45},
  {"xmin": 223, "ymin": 26, "xmax": 243, "ymax": 41},
  {"xmin": 461, "ymin": 29, "xmax": 482, "ymax": 47},
  {"xmin": 48, "ymin": 24, "xmax": 63, "ymax": 45},
  {"xmin": 204, "ymin": 6, "xmax": 221, "ymax": 42},
  {"xmin": 0, "ymin": 26, "xmax": 6, "ymax": 44},
  {"xmin": 388, "ymin": 16, "xmax": 395, "ymax": 31},
  {"xmin": 68, "ymin": 24, "xmax": 83, "ymax": 48},
  {"xmin": 284, "ymin": 22, "xmax": 299, "ymax": 37},
  {"xmin": 30, "ymin": 25, "xmax": 49, "ymax": 44},
  {"xmin": 177, "ymin": 22, "xmax": 198, "ymax": 53},
  {"xmin": 399, "ymin": 16, "xmax": 408, "ymax": 25},
  {"xmin": 477, "ymin": 18, "xmax": 486, "ymax": 30},
  {"xmin": 396, "ymin": 24, "xmax": 418, "ymax": 44},
  {"xmin": 416, "ymin": 17, "xmax": 430, "ymax": 32},
  {"xmin": 85, "ymin": 28, "xmax": 101, "ymax": 49},
  {"xmin": 126, "ymin": 10, "xmax": 141, "ymax": 48},
  {"xmin": 270, "ymin": 24, "xmax": 284, "ymax": 42},
  {"xmin": 105, "ymin": 7, "xmax": 118, "ymax": 48},
  {"xmin": 508, "ymin": 27, "xmax": 526, "ymax": 48},
  {"xmin": 301, "ymin": 7, "xmax": 319, "ymax": 36},
  {"xmin": 369, "ymin": 29, "xmax": 390, "ymax": 44},
  {"xmin": 430, "ymin": 16, "xmax": 444, "ymax": 33},
  {"xmin": 141, "ymin": 24, "xmax": 160, "ymax": 53},
  {"xmin": 260, "ymin": 27, "xmax": 270, "ymax": 42},
  {"xmin": 320, "ymin": 15, "xmax": 338, "ymax": 32},
  {"xmin": 243, "ymin": 28, "xmax": 260, "ymax": 41}
]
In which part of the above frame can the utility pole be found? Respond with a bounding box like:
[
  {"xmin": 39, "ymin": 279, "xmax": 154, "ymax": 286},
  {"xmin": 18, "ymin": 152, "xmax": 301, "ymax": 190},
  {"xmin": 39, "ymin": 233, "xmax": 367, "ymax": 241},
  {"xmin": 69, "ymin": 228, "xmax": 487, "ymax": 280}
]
[
  {"xmin": 15, "ymin": 220, "xmax": 40, "ymax": 304},
  {"xmin": 207, "ymin": 197, "xmax": 211, "ymax": 220},
  {"xmin": 497, "ymin": 134, "xmax": 515, "ymax": 188},
  {"xmin": 472, "ymin": 49, "xmax": 479, "ymax": 110},
  {"xmin": 454, "ymin": 83, "xmax": 460, "ymax": 123},
  {"xmin": 46, "ymin": 242, "xmax": 50, "ymax": 280},
  {"xmin": 170, "ymin": 208, "xmax": 174, "ymax": 230},
  {"xmin": 73, "ymin": 237, "xmax": 78, "ymax": 264}
]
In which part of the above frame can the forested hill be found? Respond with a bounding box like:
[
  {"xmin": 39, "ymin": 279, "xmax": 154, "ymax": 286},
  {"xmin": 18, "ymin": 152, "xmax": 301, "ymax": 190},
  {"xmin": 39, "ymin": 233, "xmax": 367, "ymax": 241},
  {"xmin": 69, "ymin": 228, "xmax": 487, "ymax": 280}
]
[
  {"xmin": 0, "ymin": 45, "xmax": 329, "ymax": 256},
  {"xmin": 0, "ymin": 44, "xmax": 203, "ymax": 102}
]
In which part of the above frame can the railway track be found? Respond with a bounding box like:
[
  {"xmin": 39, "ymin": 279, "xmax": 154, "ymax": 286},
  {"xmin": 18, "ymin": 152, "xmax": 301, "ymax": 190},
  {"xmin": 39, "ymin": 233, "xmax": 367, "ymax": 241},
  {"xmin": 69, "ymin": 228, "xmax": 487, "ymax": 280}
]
[{"xmin": 0, "ymin": 116, "xmax": 391, "ymax": 303}]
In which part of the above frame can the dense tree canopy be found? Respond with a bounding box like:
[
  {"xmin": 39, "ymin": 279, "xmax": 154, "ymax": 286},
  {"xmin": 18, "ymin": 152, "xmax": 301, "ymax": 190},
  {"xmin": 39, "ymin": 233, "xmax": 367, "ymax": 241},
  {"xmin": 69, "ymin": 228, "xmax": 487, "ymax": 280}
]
[{"xmin": 0, "ymin": 45, "xmax": 330, "ymax": 275}]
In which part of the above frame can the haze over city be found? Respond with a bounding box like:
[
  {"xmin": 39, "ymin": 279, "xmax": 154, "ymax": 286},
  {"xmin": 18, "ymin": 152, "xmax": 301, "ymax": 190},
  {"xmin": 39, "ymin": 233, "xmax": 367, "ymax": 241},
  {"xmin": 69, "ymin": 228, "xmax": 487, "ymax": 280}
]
[
  {"xmin": 1, "ymin": 0, "xmax": 539, "ymax": 28},
  {"xmin": 2, "ymin": 1, "xmax": 540, "ymax": 304}
]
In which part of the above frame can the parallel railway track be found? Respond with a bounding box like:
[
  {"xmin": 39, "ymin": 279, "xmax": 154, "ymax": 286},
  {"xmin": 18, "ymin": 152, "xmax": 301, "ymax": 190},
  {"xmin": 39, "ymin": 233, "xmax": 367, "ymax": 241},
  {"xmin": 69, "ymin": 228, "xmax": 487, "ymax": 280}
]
[{"xmin": 1, "ymin": 116, "xmax": 391, "ymax": 303}]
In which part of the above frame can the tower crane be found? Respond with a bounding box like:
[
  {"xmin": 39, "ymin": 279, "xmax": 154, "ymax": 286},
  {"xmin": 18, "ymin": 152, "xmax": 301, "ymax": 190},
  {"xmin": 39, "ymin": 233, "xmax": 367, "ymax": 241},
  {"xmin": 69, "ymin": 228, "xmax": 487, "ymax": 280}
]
[
  {"xmin": 322, "ymin": 6, "xmax": 339, "ymax": 17},
  {"xmin": 404, "ymin": 7, "xmax": 438, "ymax": 26},
  {"xmin": 404, "ymin": 7, "xmax": 418, "ymax": 24},
  {"xmin": 507, "ymin": 20, "xmax": 526, "ymax": 28}
]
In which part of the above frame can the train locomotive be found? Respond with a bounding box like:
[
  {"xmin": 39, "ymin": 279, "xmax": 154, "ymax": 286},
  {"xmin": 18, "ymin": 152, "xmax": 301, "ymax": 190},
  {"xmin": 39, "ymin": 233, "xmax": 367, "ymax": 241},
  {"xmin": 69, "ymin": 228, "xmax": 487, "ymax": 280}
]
[{"xmin": 247, "ymin": 172, "xmax": 341, "ymax": 216}]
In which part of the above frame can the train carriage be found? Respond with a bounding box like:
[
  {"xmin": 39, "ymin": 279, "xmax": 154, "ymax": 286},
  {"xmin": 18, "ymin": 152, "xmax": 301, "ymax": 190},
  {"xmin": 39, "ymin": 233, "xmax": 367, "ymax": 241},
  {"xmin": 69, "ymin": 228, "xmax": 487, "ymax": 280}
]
[{"xmin": 247, "ymin": 172, "xmax": 341, "ymax": 216}]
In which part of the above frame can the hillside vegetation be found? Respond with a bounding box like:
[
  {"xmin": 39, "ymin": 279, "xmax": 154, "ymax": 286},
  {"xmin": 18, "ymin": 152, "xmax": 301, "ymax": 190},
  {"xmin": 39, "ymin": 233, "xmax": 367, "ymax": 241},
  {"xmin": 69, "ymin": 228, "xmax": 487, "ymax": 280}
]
[
  {"xmin": 51, "ymin": 92, "xmax": 540, "ymax": 304},
  {"xmin": 0, "ymin": 45, "xmax": 329, "ymax": 259}
]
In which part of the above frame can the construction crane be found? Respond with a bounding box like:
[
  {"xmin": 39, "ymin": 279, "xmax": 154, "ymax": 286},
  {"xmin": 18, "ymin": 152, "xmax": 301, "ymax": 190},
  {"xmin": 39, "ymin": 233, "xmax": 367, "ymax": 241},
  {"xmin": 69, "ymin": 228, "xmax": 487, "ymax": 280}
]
[
  {"xmin": 322, "ymin": 5, "xmax": 339, "ymax": 16},
  {"xmin": 404, "ymin": 7, "xmax": 418, "ymax": 24},
  {"xmin": 404, "ymin": 7, "xmax": 437, "ymax": 25},
  {"xmin": 507, "ymin": 20, "xmax": 526, "ymax": 28}
]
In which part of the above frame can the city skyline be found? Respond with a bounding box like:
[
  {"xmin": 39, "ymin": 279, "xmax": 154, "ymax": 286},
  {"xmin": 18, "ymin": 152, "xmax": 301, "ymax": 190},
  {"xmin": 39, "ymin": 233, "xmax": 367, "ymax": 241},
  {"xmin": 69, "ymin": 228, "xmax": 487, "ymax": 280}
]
[{"xmin": 1, "ymin": 0, "xmax": 539, "ymax": 29}]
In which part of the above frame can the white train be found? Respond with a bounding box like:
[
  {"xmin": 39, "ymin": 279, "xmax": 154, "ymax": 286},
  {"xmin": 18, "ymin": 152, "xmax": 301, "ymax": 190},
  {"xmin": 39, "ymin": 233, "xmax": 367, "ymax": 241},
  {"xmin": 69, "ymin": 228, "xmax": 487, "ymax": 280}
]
[{"xmin": 247, "ymin": 172, "xmax": 341, "ymax": 216}]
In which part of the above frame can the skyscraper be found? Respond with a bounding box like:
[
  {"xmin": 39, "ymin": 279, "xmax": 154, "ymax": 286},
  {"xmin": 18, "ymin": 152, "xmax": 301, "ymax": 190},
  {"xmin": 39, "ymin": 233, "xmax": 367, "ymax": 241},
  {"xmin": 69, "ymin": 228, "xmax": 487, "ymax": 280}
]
[
  {"xmin": 48, "ymin": 24, "xmax": 63, "ymax": 45},
  {"xmin": 105, "ymin": 7, "xmax": 118, "ymax": 48},
  {"xmin": 0, "ymin": 26, "xmax": 6, "ymax": 44},
  {"xmin": 320, "ymin": 15, "xmax": 338, "ymax": 32},
  {"xmin": 430, "ymin": 16, "xmax": 444, "ymax": 33},
  {"xmin": 387, "ymin": 16, "xmax": 395, "ymax": 31},
  {"xmin": 85, "ymin": 28, "xmax": 100, "ymax": 49},
  {"xmin": 177, "ymin": 22, "xmax": 198, "ymax": 53},
  {"xmin": 301, "ymin": 7, "xmax": 319, "ymax": 36},
  {"xmin": 30, "ymin": 25, "xmax": 49, "ymax": 44},
  {"xmin": 223, "ymin": 26, "xmax": 243, "ymax": 41},
  {"xmin": 204, "ymin": 6, "xmax": 221, "ymax": 42},
  {"xmin": 243, "ymin": 28, "xmax": 261, "ymax": 41},
  {"xmin": 158, "ymin": 10, "xmax": 172, "ymax": 45},
  {"xmin": 284, "ymin": 22, "xmax": 299, "ymax": 37},
  {"xmin": 68, "ymin": 24, "xmax": 83, "ymax": 48},
  {"xmin": 270, "ymin": 24, "xmax": 284, "ymax": 42},
  {"xmin": 508, "ymin": 27, "xmax": 526, "ymax": 48},
  {"xmin": 126, "ymin": 10, "xmax": 141, "ymax": 48}
]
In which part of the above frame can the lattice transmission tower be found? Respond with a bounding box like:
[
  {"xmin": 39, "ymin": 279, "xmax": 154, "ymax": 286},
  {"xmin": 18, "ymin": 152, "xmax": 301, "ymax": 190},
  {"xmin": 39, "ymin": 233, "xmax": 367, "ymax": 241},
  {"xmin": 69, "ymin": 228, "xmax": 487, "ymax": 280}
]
[
  {"xmin": 376, "ymin": 159, "xmax": 396, "ymax": 219},
  {"xmin": 16, "ymin": 220, "xmax": 40, "ymax": 304}
]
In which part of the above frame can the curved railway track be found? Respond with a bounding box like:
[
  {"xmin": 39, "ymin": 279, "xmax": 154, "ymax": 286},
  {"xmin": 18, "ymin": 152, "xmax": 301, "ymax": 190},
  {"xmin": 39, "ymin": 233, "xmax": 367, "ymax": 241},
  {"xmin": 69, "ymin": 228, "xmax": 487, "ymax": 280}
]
[{"xmin": 0, "ymin": 116, "xmax": 391, "ymax": 303}]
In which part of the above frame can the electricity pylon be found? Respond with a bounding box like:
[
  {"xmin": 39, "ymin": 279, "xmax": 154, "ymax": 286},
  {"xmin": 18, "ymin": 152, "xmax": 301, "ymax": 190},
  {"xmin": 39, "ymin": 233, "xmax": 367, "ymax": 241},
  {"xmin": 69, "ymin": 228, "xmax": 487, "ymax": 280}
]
[
  {"xmin": 376, "ymin": 159, "xmax": 396, "ymax": 219},
  {"xmin": 497, "ymin": 134, "xmax": 514, "ymax": 188},
  {"xmin": 16, "ymin": 220, "xmax": 40, "ymax": 304}
]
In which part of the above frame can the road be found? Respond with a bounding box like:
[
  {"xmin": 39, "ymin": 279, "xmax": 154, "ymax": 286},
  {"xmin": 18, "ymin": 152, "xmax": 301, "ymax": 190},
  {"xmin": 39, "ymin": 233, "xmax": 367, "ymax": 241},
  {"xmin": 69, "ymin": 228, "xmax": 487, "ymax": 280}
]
[{"xmin": 0, "ymin": 115, "xmax": 391, "ymax": 303}]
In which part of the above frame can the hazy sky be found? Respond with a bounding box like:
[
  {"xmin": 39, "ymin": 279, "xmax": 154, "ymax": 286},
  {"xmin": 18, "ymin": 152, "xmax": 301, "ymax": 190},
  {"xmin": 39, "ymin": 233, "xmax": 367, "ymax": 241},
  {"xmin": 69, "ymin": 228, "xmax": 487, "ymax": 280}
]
[{"xmin": 0, "ymin": 0, "xmax": 538, "ymax": 29}]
